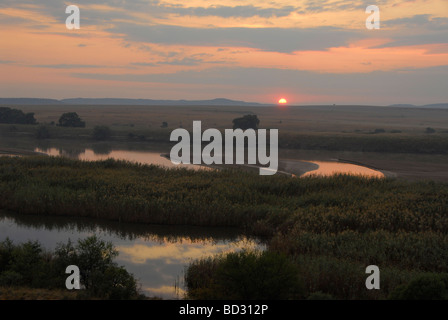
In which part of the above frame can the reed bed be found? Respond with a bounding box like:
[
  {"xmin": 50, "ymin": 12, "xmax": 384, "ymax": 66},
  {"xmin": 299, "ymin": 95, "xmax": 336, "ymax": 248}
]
[{"xmin": 1, "ymin": 156, "xmax": 448, "ymax": 299}]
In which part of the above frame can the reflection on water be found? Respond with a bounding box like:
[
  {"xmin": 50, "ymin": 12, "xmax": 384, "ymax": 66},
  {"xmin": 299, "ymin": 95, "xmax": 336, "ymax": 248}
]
[
  {"xmin": 35, "ymin": 147, "xmax": 384, "ymax": 178},
  {"xmin": 301, "ymin": 161, "xmax": 384, "ymax": 178},
  {"xmin": 0, "ymin": 211, "xmax": 264, "ymax": 299},
  {"xmin": 35, "ymin": 147, "xmax": 210, "ymax": 171}
]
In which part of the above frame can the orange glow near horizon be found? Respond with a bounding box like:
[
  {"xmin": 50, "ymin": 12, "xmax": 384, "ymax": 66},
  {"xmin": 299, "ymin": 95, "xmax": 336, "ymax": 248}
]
[
  {"xmin": 0, "ymin": 1, "xmax": 447, "ymax": 103},
  {"xmin": 278, "ymin": 98, "xmax": 287, "ymax": 104}
]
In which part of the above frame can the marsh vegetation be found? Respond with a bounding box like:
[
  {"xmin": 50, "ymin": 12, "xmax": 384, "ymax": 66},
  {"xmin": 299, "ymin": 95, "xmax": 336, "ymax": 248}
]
[
  {"xmin": 1, "ymin": 103, "xmax": 448, "ymax": 299},
  {"xmin": 0, "ymin": 156, "xmax": 448, "ymax": 299}
]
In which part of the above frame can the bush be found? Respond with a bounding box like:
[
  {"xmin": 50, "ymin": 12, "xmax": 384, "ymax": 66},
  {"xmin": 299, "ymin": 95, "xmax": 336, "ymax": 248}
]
[
  {"xmin": 54, "ymin": 236, "xmax": 139, "ymax": 299},
  {"xmin": 92, "ymin": 126, "xmax": 111, "ymax": 140},
  {"xmin": 232, "ymin": 114, "xmax": 260, "ymax": 130},
  {"xmin": 185, "ymin": 250, "xmax": 304, "ymax": 300},
  {"xmin": 0, "ymin": 240, "xmax": 51, "ymax": 288},
  {"xmin": 307, "ymin": 292, "xmax": 334, "ymax": 300},
  {"xmin": 35, "ymin": 125, "xmax": 50, "ymax": 139},
  {"xmin": 58, "ymin": 112, "xmax": 85, "ymax": 128},
  {"xmin": 90, "ymin": 266, "xmax": 138, "ymax": 299},
  {"xmin": 0, "ymin": 271, "xmax": 23, "ymax": 287},
  {"xmin": 388, "ymin": 274, "xmax": 448, "ymax": 300},
  {"xmin": 9, "ymin": 241, "xmax": 45, "ymax": 287},
  {"xmin": 0, "ymin": 237, "xmax": 140, "ymax": 299}
]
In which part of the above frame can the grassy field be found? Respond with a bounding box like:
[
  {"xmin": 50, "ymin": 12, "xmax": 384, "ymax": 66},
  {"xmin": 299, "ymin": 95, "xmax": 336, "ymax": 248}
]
[
  {"xmin": 10, "ymin": 104, "xmax": 448, "ymax": 134},
  {"xmin": 2, "ymin": 103, "xmax": 448, "ymax": 181}
]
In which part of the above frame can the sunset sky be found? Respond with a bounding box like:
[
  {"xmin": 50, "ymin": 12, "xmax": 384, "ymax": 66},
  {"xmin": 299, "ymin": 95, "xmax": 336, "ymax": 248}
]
[{"xmin": 0, "ymin": 0, "xmax": 447, "ymax": 105}]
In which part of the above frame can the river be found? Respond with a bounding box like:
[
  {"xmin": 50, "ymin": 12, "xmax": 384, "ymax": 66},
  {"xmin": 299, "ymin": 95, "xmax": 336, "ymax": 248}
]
[{"xmin": 34, "ymin": 146, "xmax": 385, "ymax": 178}]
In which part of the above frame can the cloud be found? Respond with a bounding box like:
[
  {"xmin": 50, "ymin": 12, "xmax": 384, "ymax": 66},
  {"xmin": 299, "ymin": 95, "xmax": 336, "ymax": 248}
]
[
  {"xmin": 384, "ymin": 14, "xmax": 448, "ymax": 29},
  {"xmin": 370, "ymin": 14, "xmax": 448, "ymax": 48},
  {"xmin": 160, "ymin": 57, "xmax": 204, "ymax": 66},
  {"xmin": 131, "ymin": 62, "xmax": 158, "ymax": 67},
  {"xmin": 304, "ymin": 0, "xmax": 376, "ymax": 12},
  {"xmin": 71, "ymin": 65, "xmax": 448, "ymax": 104},
  {"xmin": 107, "ymin": 23, "xmax": 362, "ymax": 52},
  {"xmin": 1, "ymin": 0, "xmax": 447, "ymax": 104},
  {"xmin": 170, "ymin": 5, "xmax": 297, "ymax": 18},
  {"xmin": 31, "ymin": 64, "xmax": 107, "ymax": 69}
]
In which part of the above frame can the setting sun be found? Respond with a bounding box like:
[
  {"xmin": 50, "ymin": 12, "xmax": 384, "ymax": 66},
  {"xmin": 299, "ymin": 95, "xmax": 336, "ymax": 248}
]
[{"xmin": 278, "ymin": 98, "xmax": 287, "ymax": 104}]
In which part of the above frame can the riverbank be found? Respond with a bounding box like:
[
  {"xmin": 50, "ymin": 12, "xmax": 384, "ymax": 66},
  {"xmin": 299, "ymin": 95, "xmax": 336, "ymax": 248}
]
[{"xmin": 0, "ymin": 147, "xmax": 45, "ymax": 157}]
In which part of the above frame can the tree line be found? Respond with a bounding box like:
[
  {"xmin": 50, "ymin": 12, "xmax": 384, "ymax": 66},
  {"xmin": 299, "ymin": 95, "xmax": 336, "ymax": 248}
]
[
  {"xmin": 0, "ymin": 235, "xmax": 143, "ymax": 299},
  {"xmin": 0, "ymin": 107, "xmax": 87, "ymax": 128},
  {"xmin": 0, "ymin": 107, "xmax": 37, "ymax": 125}
]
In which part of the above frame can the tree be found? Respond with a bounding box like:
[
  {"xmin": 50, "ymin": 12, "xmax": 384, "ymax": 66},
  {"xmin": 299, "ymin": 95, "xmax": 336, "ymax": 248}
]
[
  {"xmin": 0, "ymin": 107, "xmax": 37, "ymax": 125},
  {"xmin": 54, "ymin": 236, "xmax": 139, "ymax": 299},
  {"xmin": 74, "ymin": 236, "xmax": 117, "ymax": 290},
  {"xmin": 232, "ymin": 114, "xmax": 260, "ymax": 130},
  {"xmin": 58, "ymin": 112, "xmax": 85, "ymax": 127}
]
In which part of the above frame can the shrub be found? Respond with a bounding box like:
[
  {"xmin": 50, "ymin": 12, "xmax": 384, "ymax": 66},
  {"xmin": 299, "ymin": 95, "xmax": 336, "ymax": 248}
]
[
  {"xmin": 232, "ymin": 114, "xmax": 260, "ymax": 130},
  {"xmin": 35, "ymin": 125, "xmax": 50, "ymax": 139},
  {"xmin": 307, "ymin": 292, "xmax": 334, "ymax": 300},
  {"xmin": 388, "ymin": 274, "xmax": 448, "ymax": 300},
  {"xmin": 58, "ymin": 112, "xmax": 86, "ymax": 128},
  {"xmin": 185, "ymin": 250, "xmax": 304, "ymax": 300},
  {"xmin": 0, "ymin": 236, "xmax": 140, "ymax": 299},
  {"xmin": 90, "ymin": 266, "xmax": 138, "ymax": 299},
  {"xmin": 53, "ymin": 236, "xmax": 139, "ymax": 299},
  {"xmin": 0, "ymin": 271, "xmax": 23, "ymax": 287},
  {"xmin": 92, "ymin": 126, "xmax": 111, "ymax": 140}
]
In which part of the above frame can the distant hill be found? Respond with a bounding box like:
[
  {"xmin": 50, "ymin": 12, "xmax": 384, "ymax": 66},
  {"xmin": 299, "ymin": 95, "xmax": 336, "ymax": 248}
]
[
  {"xmin": 389, "ymin": 103, "xmax": 448, "ymax": 109},
  {"xmin": 61, "ymin": 97, "xmax": 272, "ymax": 106},
  {"xmin": 0, "ymin": 97, "xmax": 271, "ymax": 107},
  {"xmin": 388, "ymin": 104, "xmax": 417, "ymax": 108},
  {"xmin": 420, "ymin": 103, "xmax": 448, "ymax": 109},
  {"xmin": 0, "ymin": 98, "xmax": 62, "ymax": 105}
]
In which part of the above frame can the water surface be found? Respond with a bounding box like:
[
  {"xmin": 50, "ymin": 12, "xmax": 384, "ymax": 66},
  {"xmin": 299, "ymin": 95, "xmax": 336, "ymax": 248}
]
[
  {"xmin": 301, "ymin": 161, "xmax": 384, "ymax": 178},
  {"xmin": 34, "ymin": 147, "xmax": 384, "ymax": 178},
  {"xmin": 0, "ymin": 211, "xmax": 263, "ymax": 299},
  {"xmin": 35, "ymin": 147, "xmax": 209, "ymax": 171}
]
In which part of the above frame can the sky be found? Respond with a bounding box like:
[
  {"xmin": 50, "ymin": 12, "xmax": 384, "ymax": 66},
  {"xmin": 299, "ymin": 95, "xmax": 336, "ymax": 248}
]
[{"xmin": 0, "ymin": 0, "xmax": 447, "ymax": 105}]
